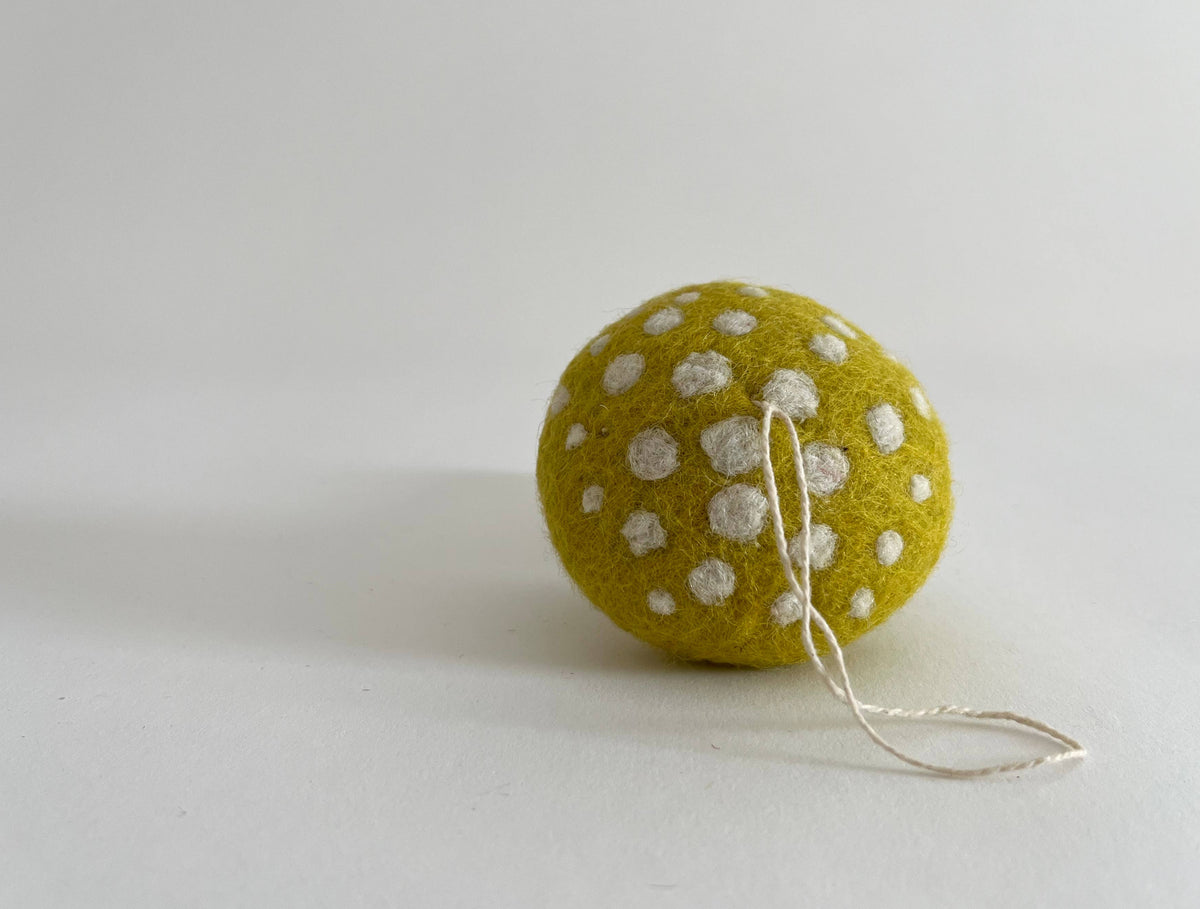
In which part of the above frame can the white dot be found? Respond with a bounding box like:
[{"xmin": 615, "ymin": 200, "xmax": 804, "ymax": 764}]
[
  {"xmin": 602, "ymin": 353, "xmax": 645, "ymax": 395},
  {"xmin": 910, "ymin": 386, "xmax": 932, "ymax": 419},
  {"xmin": 700, "ymin": 416, "xmax": 761, "ymax": 476},
  {"xmin": 738, "ymin": 285, "xmax": 768, "ymax": 298},
  {"xmin": 644, "ymin": 306, "xmax": 684, "ymax": 336},
  {"xmin": 771, "ymin": 591, "xmax": 802, "ymax": 626},
  {"xmin": 672, "ymin": 350, "xmax": 732, "ymax": 398},
  {"xmin": 789, "ymin": 523, "xmax": 838, "ymax": 571},
  {"xmin": 621, "ymin": 510, "xmax": 667, "ymax": 556},
  {"xmin": 581, "ymin": 485, "xmax": 604, "ymax": 513},
  {"xmin": 867, "ymin": 403, "xmax": 905, "ymax": 454},
  {"xmin": 707, "ymin": 483, "xmax": 768, "ymax": 542},
  {"xmin": 565, "ymin": 423, "xmax": 587, "ymax": 450},
  {"xmin": 876, "ymin": 530, "xmax": 904, "ymax": 567},
  {"xmin": 688, "ymin": 558, "xmax": 736, "ymax": 605},
  {"xmin": 910, "ymin": 474, "xmax": 932, "ymax": 503},
  {"xmin": 627, "ymin": 427, "xmax": 679, "ymax": 480},
  {"xmin": 675, "ymin": 291, "xmax": 700, "ymax": 304},
  {"xmin": 849, "ymin": 588, "xmax": 875, "ymax": 619},
  {"xmin": 713, "ymin": 310, "xmax": 758, "ymax": 336},
  {"xmin": 548, "ymin": 384, "xmax": 569, "ymax": 416},
  {"xmin": 809, "ymin": 333, "xmax": 848, "ymax": 364},
  {"xmin": 822, "ymin": 314, "xmax": 858, "ymax": 338},
  {"xmin": 760, "ymin": 369, "xmax": 819, "ymax": 421},
  {"xmin": 801, "ymin": 443, "xmax": 850, "ymax": 496},
  {"xmin": 589, "ymin": 334, "xmax": 611, "ymax": 356},
  {"xmin": 647, "ymin": 589, "xmax": 676, "ymax": 616}
]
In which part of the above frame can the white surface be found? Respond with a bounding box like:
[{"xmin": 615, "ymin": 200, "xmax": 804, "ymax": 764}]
[{"xmin": 2, "ymin": 2, "xmax": 1199, "ymax": 907}]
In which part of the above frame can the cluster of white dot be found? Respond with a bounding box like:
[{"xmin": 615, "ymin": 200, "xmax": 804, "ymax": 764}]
[{"xmin": 550, "ymin": 285, "xmax": 939, "ymax": 625}]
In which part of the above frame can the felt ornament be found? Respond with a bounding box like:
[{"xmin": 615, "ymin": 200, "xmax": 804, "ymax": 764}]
[{"xmin": 537, "ymin": 280, "xmax": 1087, "ymax": 777}]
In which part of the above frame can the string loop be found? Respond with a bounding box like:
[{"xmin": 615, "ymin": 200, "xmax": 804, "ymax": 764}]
[{"xmin": 758, "ymin": 401, "xmax": 1087, "ymax": 777}]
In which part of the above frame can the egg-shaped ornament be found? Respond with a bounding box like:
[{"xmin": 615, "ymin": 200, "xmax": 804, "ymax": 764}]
[
  {"xmin": 536, "ymin": 281, "xmax": 1088, "ymax": 778},
  {"xmin": 537, "ymin": 281, "xmax": 952, "ymax": 668}
]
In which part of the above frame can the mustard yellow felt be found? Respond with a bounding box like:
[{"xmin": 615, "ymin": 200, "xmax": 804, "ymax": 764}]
[{"xmin": 537, "ymin": 282, "xmax": 953, "ymax": 668}]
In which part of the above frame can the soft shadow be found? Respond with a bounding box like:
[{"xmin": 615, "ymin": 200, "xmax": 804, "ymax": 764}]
[
  {"xmin": 2, "ymin": 471, "xmax": 1062, "ymax": 777},
  {"xmin": 0, "ymin": 470, "xmax": 656, "ymax": 671}
]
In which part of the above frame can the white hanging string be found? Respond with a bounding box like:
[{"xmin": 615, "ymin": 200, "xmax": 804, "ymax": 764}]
[{"xmin": 757, "ymin": 402, "xmax": 1087, "ymax": 777}]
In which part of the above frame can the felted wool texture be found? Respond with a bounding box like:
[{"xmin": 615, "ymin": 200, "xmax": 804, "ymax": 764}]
[{"xmin": 536, "ymin": 281, "xmax": 954, "ymax": 668}]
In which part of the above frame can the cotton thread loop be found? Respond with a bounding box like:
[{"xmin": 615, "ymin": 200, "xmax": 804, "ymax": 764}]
[{"xmin": 757, "ymin": 402, "xmax": 1087, "ymax": 778}]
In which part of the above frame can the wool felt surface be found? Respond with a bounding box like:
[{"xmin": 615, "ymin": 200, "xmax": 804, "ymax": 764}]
[{"xmin": 537, "ymin": 281, "xmax": 953, "ymax": 668}]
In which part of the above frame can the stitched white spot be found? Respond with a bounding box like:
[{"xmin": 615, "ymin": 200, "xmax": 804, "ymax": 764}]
[
  {"xmin": 849, "ymin": 588, "xmax": 875, "ymax": 619},
  {"xmin": 910, "ymin": 474, "xmax": 932, "ymax": 503},
  {"xmin": 621, "ymin": 511, "xmax": 667, "ymax": 556},
  {"xmin": 707, "ymin": 483, "xmax": 768, "ymax": 542},
  {"xmin": 876, "ymin": 530, "xmax": 904, "ymax": 567},
  {"xmin": 675, "ymin": 291, "xmax": 700, "ymax": 304},
  {"xmin": 700, "ymin": 416, "xmax": 761, "ymax": 476},
  {"xmin": 565, "ymin": 423, "xmax": 587, "ymax": 450},
  {"xmin": 627, "ymin": 427, "xmax": 679, "ymax": 480},
  {"xmin": 771, "ymin": 591, "xmax": 802, "ymax": 626},
  {"xmin": 672, "ymin": 350, "xmax": 732, "ymax": 398},
  {"xmin": 713, "ymin": 310, "xmax": 757, "ymax": 336},
  {"xmin": 548, "ymin": 384, "xmax": 569, "ymax": 416},
  {"xmin": 738, "ymin": 285, "xmax": 768, "ymax": 298},
  {"xmin": 647, "ymin": 589, "xmax": 676, "ymax": 616},
  {"xmin": 910, "ymin": 386, "xmax": 932, "ymax": 419},
  {"xmin": 867, "ymin": 403, "xmax": 905, "ymax": 454},
  {"xmin": 644, "ymin": 307, "xmax": 684, "ymax": 336},
  {"xmin": 581, "ymin": 485, "xmax": 604, "ymax": 513},
  {"xmin": 809, "ymin": 333, "xmax": 848, "ymax": 364},
  {"xmin": 603, "ymin": 353, "xmax": 645, "ymax": 395},
  {"xmin": 822, "ymin": 314, "xmax": 857, "ymax": 339},
  {"xmin": 789, "ymin": 523, "xmax": 838, "ymax": 571},
  {"xmin": 802, "ymin": 443, "xmax": 850, "ymax": 496},
  {"xmin": 760, "ymin": 369, "xmax": 819, "ymax": 421},
  {"xmin": 589, "ymin": 334, "xmax": 611, "ymax": 356},
  {"xmin": 688, "ymin": 558, "xmax": 736, "ymax": 605}
]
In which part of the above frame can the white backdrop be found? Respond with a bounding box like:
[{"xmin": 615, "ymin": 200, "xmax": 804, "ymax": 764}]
[{"xmin": 2, "ymin": 2, "xmax": 1198, "ymax": 907}]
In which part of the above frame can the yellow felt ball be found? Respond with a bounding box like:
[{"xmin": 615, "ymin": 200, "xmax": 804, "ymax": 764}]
[{"xmin": 536, "ymin": 281, "xmax": 953, "ymax": 668}]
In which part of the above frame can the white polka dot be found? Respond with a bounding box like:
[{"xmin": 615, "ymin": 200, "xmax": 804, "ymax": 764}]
[
  {"xmin": 760, "ymin": 369, "xmax": 819, "ymax": 421},
  {"xmin": 789, "ymin": 523, "xmax": 838, "ymax": 571},
  {"xmin": 822, "ymin": 314, "xmax": 858, "ymax": 338},
  {"xmin": 849, "ymin": 588, "xmax": 875, "ymax": 619},
  {"xmin": 627, "ymin": 427, "xmax": 679, "ymax": 480},
  {"xmin": 713, "ymin": 310, "xmax": 757, "ymax": 336},
  {"xmin": 707, "ymin": 483, "xmax": 768, "ymax": 542},
  {"xmin": 738, "ymin": 285, "xmax": 768, "ymax": 298},
  {"xmin": 675, "ymin": 291, "xmax": 700, "ymax": 304},
  {"xmin": 809, "ymin": 333, "xmax": 848, "ymax": 364},
  {"xmin": 672, "ymin": 350, "xmax": 732, "ymax": 398},
  {"xmin": 910, "ymin": 474, "xmax": 932, "ymax": 503},
  {"xmin": 621, "ymin": 510, "xmax": 667, "ymax": 556},
  {"xmin": 589, "ymin": 334, "xmax": 611, "ymax": 356},
  {"xmin": 876, "ymin": 530, "xmax": 904, "ymax": 567},
  {"xmin": 565, "ymin": 423, "xmax": 587, "ymax": 450},
  {"xmin": 644, "ymin": 306, "xmax": 684, "ymax": 336},
  {"xmin": 801, "ymin": 443, "xmax": 850, "ymax": 496},
  {"xmin": 602, "ymin": 353, "xmax": 645, "ymax": 395},
  {"xmin": 700, "ymin": 416, "xmax": 761, "ymax": 476},
  {"xmin": 910, "ymin": 386, "xmax": 932, "ymax": 419},
  {"xmin": 548, "ymin": 384, "xmax": 569, "ymax": 416},
  {"xmin": 581, "ymin": 485, "xmax": 604, "ymax": 513},
  {"xmin": 647, "ymin": 589, "xmax": 676, "ymax": 615},
  {"xmin": 688, "ymin": 558, "xmax": 736, "ymax": 605},
  {"xmin": 867, "ymin": 403, "xmax": 905, "ymax": 454},
  {"xmin": 771, "ymin": 591, "xmax": 802, "ymax": 626}
]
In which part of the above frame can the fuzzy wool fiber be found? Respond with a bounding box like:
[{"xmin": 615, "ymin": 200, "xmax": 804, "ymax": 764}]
[{"xmin": 537, "ymin": 281, "xmax": 953, "ymax": 668}]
